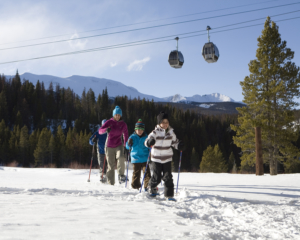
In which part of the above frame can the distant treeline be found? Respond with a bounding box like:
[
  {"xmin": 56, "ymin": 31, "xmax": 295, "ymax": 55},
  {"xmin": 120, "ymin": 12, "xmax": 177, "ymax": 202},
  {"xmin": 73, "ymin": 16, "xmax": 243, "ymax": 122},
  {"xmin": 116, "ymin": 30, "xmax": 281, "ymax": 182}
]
[{"xmin": 1, "ymin": 72, "xmax": 298, "ymax": 173}]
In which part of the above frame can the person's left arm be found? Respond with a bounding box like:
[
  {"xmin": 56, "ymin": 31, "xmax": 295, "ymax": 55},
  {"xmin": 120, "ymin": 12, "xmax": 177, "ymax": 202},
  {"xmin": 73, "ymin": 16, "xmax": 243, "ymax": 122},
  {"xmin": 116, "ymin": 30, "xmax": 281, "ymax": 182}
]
[{"xmin": 171, "ymin": 131, "xmax": 180, "ymax": 149}]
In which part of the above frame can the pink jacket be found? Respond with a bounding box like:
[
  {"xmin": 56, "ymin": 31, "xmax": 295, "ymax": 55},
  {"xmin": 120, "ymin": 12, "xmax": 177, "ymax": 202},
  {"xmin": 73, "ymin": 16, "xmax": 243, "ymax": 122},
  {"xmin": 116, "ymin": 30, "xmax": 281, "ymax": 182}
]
[{"xmin": 99, "ymin": 118, "xmax": 128, "ymax": 148}]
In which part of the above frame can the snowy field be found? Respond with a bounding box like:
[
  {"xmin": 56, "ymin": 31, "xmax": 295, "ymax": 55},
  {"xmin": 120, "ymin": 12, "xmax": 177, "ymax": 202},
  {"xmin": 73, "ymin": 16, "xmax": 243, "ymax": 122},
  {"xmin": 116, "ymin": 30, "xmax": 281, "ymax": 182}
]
[{"xmin": 1, "ymin": 166, "xmax": 300, "ymax": 240}]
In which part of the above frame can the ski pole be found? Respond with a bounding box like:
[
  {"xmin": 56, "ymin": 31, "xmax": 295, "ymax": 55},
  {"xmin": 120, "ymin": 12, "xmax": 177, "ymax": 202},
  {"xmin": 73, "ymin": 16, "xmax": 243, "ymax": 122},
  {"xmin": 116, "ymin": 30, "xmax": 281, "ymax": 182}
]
[
  {"xmin": 87, "ymin": 143, "xmax": 96, "ymax": 182},
  {"xmin": 125, "ymin": 148, "xmax": 131, "ymax": 188},
  {"xmin": 101, "ymin": 155, "xmax": 106, "ymax": 181},
  {"xmin": 140, "ymin": 148, "xmax": 152, "ymax": 193},
  {"xmin": 176, "ymin": 151, "xmax": 182, "ymax": 194}
]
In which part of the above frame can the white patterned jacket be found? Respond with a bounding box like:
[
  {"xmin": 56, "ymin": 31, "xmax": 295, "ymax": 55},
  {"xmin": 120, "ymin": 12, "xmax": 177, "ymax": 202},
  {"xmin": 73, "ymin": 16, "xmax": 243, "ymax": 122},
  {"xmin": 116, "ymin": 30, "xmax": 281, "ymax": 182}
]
[{"xmin": 144, "ymin": 125, "xmax": 180, "ymax": 164}]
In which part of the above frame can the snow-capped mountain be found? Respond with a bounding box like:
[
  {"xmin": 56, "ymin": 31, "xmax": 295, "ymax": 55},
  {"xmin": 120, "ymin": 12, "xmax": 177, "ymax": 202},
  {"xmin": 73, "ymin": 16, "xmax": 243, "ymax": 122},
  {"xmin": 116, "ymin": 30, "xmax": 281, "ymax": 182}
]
[
  {"xmin": 163, "ymin": 94, "xmax": 187, "ymax": 102},
  {"xmin": 187, "ymin": 93, "xmax": 235, "ymax": 102},
  {"xmin": 7, "ymin": 73, "xmax": 235, "ymax": 103},
  {"xmin": 164, "ymin": 93, "xmax": 235, "ymax": 103}
]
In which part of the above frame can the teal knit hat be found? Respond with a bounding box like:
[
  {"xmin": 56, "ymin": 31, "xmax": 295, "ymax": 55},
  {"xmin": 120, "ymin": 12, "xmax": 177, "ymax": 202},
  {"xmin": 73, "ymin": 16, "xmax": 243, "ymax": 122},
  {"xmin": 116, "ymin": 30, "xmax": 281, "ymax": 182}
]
[
  {"xmin": 113, "ymin": 106, "xmax": 122, "ymax": 117},
  {"xmin": 135, "ymin": 119, "xmax": 145, "ymax": 131}
]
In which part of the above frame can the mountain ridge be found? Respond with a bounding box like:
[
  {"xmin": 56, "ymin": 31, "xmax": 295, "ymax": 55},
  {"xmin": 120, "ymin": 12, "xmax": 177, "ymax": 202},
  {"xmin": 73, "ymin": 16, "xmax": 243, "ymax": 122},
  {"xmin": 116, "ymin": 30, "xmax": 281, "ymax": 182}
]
[{"xmin": 6, "ymin": 72, "xmax": 237, "ymax": 103}]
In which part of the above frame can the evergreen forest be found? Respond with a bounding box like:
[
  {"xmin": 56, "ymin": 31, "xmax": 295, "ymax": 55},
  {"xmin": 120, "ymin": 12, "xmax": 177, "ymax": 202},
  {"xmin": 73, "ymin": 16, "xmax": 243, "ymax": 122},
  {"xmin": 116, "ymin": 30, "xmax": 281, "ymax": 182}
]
[{"xmin": 0, "ymin": 70, "xmax": 300, "ymax": 173}]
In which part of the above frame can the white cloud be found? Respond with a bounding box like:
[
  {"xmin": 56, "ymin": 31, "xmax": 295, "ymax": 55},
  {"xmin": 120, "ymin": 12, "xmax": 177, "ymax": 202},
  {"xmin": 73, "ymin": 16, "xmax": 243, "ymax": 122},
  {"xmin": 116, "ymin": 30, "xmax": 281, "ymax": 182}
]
[
  {"xmin": 127, "ymin": 57, "xmax": 150, "ymax": 71},
  {"xmin": 68, "ymin": 33, "xmax": 87, "ymax": 49},
  {"xmin": 110, "ymin": 62, "xmax": 117, "ymax": 67}
]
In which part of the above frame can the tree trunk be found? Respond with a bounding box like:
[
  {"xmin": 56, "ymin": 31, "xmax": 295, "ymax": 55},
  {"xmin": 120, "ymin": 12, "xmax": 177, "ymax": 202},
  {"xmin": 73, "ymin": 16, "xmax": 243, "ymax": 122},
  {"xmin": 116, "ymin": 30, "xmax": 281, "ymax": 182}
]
[
  {"xmin": 255, "ymin": 127, "xmax": 264, "ymax": 175},
  {"xmin": 269, "ymin": 158, "xmax": 277, "ymax": 175}
]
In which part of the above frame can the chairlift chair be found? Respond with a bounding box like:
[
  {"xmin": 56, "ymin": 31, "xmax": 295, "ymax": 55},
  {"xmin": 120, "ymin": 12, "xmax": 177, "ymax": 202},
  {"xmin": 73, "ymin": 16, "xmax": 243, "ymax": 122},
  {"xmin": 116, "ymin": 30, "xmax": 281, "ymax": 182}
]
[
  {"xmin": 168, "ymin": 37, "xmax": 184, "ymax": 68},
  {"xmin": 202, "ymin": 26, "xmax": 219, "ymax": 63}
]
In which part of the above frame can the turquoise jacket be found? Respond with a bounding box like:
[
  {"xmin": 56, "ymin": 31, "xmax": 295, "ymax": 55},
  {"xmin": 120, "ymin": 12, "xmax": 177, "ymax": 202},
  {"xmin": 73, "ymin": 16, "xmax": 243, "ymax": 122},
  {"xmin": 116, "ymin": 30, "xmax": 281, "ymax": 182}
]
[{"xmin": 126, "ymin": 132, "xmax": 149, "ymax": 163}]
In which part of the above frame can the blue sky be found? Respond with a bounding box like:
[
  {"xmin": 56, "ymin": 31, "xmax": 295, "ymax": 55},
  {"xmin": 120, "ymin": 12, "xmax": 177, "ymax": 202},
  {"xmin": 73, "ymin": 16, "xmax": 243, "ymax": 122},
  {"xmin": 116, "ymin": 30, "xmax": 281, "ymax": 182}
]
[{"xmin": 0, "ymin": 0, "xmax": 299, "ymax": 101}]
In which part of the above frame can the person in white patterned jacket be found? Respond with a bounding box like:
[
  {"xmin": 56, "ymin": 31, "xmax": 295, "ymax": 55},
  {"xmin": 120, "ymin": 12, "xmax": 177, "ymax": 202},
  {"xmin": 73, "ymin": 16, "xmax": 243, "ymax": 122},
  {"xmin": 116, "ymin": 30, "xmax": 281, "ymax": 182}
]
[{"xmin": 144, "ymin": 111, "xmax": 185, "ymax": 199}]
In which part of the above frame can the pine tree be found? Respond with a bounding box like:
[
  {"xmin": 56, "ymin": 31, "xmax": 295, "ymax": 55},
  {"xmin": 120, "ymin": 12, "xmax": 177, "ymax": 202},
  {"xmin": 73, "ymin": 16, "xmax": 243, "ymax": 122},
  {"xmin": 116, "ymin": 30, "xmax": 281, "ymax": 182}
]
[
  {"xmin": 231, "ymin": 17, "xmax": 300, "ymax": 175},
  {"xmin": 55, "ymin": 125, "xmax": 66, "ymax": 167},
  {"xmin": 49, "ymin": 134, "xmax": 55, "ymax": 166},
  {"xmin": 19, "ymin": 125, "xmax": 29, "ymax": 166},
  {"xmin": 0, "ymin": 119, "xmax": 10, "ymax": 165},
  {"xmin": 65, "ymin": 127, "xmax": 74, "ymax": 166},
  {"xmin": 0, "ymin": 91, "xmax": 9, "ymax": 124},
  {"xmin": 46, "ymin": 82, "xmax": 55, "ymax": 119},
  {"xmin": 190, "ymin": 147, "xmax": 200, "ymax": 171},
  {"xmin": 200, "ymin": 144, "xmax": 227, "ymax": 173},
  {"xmin": 33, "ymin": 128, "xmax": 51, "ymax": 166},
  {"xmin": 100, "ymin": 88, "xmax": 109, "ymax": 118},
  {"xmin": 29, "ymin": 129, "xmax": 40, "ymax": 165},
  {"xmin": 15, "ymin": 111, "xmax": 23, "ymax": 128}
]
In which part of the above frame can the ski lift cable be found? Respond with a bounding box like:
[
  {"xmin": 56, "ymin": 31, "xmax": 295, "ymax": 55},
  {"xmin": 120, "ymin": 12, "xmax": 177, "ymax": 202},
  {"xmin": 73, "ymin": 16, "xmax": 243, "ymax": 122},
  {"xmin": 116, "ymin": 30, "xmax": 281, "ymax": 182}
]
[
  {"xmin": 0, "ymin": 15, "xmax": 299, "ymax": 65},
  {"xmin": 0, "ymin": 2, "xmax": 299, "ymax": 51},
  {"xmin": 0, "ymin": 0, "xmax": 289, "ymax": 46},
  {"xmin": 70, "ymin": 9, "xmax": 300, "ymax": 53},
  {"xmin": 180, "ymin": 16, "xmax": 300, "ymax": 40}
]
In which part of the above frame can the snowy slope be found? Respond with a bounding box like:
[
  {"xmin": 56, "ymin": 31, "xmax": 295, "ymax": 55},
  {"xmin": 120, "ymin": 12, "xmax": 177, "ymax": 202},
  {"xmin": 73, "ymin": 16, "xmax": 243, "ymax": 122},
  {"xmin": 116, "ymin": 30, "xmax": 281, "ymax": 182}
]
[
  {"xmin": 1, "ymin": 167, "xmax": 300, "ymax": 239},
  {"xmin": 6, "ymin": 73, "xmax": 236, "ymax": 103}
]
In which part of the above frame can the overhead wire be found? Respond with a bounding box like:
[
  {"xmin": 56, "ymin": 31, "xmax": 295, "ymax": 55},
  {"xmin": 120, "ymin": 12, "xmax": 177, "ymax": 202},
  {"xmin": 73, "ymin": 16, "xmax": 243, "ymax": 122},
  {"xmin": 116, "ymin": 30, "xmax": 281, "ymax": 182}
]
[
  {"xmin": 0, "ymin": 0, "xmax": 289, "ymax": 45},
  {"xmin": 0, "ymin": 2, "xmax": 299, "ymax": 51},
  {"xmin": 1, "ymin": 15, "xmax": 299, "ymax": 65}
]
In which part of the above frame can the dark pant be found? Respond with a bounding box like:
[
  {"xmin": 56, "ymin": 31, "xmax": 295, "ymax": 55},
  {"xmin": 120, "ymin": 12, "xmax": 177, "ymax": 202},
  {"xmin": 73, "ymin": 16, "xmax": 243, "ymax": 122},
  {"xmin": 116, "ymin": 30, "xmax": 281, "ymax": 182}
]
[
  {"xmin": 149, "ymin": 161, "xmax": 174, "ymax": 197},
  {"xmin": 131, "ymin": 162, "xmax": 151, "ymax": 189}
]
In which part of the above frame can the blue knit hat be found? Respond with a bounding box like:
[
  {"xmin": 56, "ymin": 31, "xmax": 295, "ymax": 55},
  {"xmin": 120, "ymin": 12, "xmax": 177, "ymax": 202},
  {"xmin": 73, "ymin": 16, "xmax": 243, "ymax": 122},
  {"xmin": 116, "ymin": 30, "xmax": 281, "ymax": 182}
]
[
  {"xmin": 101, "ymin": 119, "xmax": 106, "ymax": 126},
  {"xmin": 113, "ymin": 106, "xmax": 122, "ymax": 117}
]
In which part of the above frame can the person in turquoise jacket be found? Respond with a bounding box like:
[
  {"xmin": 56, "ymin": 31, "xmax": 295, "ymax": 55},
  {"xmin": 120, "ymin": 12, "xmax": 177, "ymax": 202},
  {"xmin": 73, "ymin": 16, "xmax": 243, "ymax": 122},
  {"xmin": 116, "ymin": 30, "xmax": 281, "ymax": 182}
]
[{"xmin": 126, "ymin": 119, "xmax": 151, "ymax": 191}]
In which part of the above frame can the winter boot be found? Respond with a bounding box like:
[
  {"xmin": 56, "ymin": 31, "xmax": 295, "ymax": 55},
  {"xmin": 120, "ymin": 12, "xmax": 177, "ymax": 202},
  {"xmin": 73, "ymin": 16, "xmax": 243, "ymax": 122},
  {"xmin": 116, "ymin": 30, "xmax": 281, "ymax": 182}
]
[
  {"xmin": 149, "ymin": 187, "xmax": 159, "ymax": 197},
  {"xmin": 100, "ymin": 174, "xmax": 107, "ymax": 183},
  {"xmin": 118, "ymin": 175, "xmax": 128, "ymax": 184}
]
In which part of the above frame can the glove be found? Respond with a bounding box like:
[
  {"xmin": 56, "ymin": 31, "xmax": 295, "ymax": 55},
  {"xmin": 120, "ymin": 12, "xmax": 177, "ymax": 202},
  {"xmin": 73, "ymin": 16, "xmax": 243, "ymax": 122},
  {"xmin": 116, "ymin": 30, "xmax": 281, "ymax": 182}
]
[
  {"xmin": 128, "ymin": 138, "xmax": 133, "ymax": 147},
  {"xmin": 106, "ymin": 128, "xmax": 111, "ymax": 133},
  {"xmin": 146, "ymin": 138, "xmax": 156, "ymax": 147},
  {"xmin": 177, "ymin": 141, "xmax": 186, "ymax": 151},
  {"xmin": 92, "ymin": 136, "xmax": 97, "ymax": 143},
  {"xmin": 124, "ymin": 148, "xmax": 129, "ymax": 157}
]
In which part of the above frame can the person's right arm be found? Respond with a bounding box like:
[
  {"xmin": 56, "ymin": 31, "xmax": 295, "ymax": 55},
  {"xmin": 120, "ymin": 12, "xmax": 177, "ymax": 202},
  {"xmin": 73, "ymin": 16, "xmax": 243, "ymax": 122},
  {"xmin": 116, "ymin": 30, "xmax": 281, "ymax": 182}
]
[
  {"xmin": 126, "ymin": 135, "xmax": 133, "ymax": 150},
  {"xmin": 144, "ymin": 130, "xmax": 156, "ymax": 147},
  {"xmin": 99, "ymin": 120, "xmax": 112, "ymax": 134},
  {"xmin": 89, "ymin": 131, "xmax": 98, "ymax": 145}
]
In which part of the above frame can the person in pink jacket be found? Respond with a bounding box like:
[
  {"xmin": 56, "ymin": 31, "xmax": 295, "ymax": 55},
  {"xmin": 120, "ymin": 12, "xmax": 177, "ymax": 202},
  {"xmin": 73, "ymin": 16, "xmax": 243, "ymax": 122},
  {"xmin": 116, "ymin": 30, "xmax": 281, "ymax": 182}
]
[{"xmin": 98, "ymin": 106, "xmax": 129, "ymax": 185}]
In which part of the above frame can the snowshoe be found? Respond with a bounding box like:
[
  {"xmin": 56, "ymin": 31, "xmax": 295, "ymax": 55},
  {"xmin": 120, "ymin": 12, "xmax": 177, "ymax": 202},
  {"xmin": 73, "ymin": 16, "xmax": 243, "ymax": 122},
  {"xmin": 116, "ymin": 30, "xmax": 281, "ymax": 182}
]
[
  {"xmin": 166, "ymin": 197, "xmax": 176, "ymax": 202},
  {"xmin": 149, "ymin": 193, "xmax": 160, "ymax": 197},
  {"xmin": 118, "ymin": 175, "xmax": 129, "ymax": 184},
  {"xmin": 149, "ymin": 187, "xmax": 159, "ymax": 197},
  {"xmin": 100, "ymin": 174, "xmax": 107, "ymax": 183}
]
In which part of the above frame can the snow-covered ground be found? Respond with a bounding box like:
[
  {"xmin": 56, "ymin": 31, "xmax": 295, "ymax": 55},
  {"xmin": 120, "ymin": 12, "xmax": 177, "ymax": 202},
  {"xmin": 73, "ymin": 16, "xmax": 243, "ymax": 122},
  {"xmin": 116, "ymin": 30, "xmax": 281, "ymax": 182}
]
[{"xmin": 1, "ymin": 166, "xmax": 300, "ymax": 239}]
